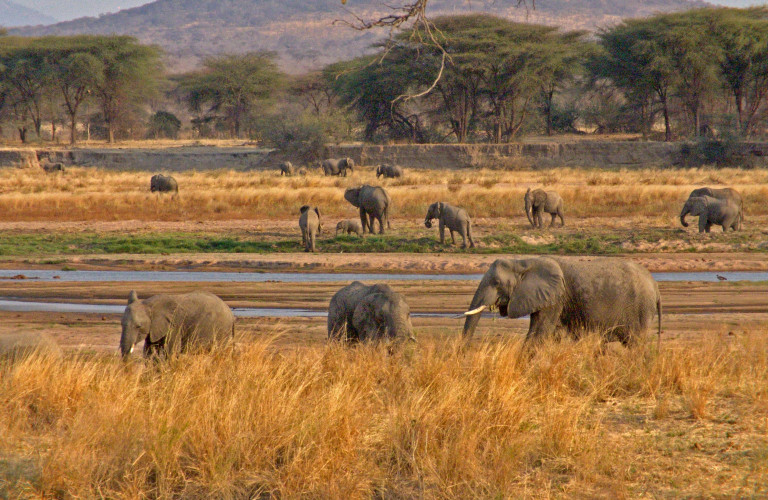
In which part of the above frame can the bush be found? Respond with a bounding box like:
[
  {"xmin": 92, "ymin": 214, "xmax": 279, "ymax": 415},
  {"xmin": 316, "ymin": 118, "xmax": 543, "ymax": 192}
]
[{"xmin": 146, "ymin": 111, "xmax": 182, "ymax": 139}]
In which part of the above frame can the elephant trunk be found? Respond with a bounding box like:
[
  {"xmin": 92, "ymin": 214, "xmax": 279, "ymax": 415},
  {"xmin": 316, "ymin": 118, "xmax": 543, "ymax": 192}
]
[
  {"xmin": 462, "ymin": 283, "xmax": 498, "ymax": 339},
  {"xmin": 680, "ymin": 202, "xmax": 691, "ymax": 227},
  {"xmin": 119, "ymin": 327, "xmax": 137, "ymax": 358},
  {"xmin": 525, "ymin": 199, "xmax": 534, "ymax": 227}
]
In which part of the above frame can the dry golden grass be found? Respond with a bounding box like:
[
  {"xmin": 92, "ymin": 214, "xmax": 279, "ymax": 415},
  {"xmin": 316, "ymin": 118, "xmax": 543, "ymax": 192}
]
[
  {"xmin": 1, "ymin": 329, "xmax": 766, "ymax": 498},
  {"xmin": 0, "ymin": 166, "xmax": 767, "ymax": 222}
]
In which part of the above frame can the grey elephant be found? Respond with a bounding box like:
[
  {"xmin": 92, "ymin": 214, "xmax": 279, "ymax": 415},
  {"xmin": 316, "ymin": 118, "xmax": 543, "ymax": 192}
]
[
  {"xmin": 328, "ymin": 281, "xmax": 414, "ymax": 342},
  {"xmin": 322, "ymin": 158, "xmax": 354, "ymax": 176},
  {"xmin": 150, "ymin": 174, "xmax": 178, "ymax": 194},
  {"xmin": 42, "ymin": 162, "xmax": 65, "ymax": 173},
  {"xmin": 686, "ymin": 187, "xmax": 743, "ymax": 229},
  {"xmin": 279, "ymin": 161, "xmax": 294, "ymax": 176},
  {"xmin": 344, "ymin": 185, "xmax": 391, "ymax": 234},
  {"xmin": 376, "ymin": 164, "xmax": 403, "ymax": 179},
  {"xmin": 680, "ymin": 195, "xmax": 739, "ymax": 233},
  {"xmin": 462, "ymin": 257, "xmax": 662, "ymax": 345},
  {"xmin": 120, "ymin": 290, "xmax": 235, "ymax": 358},
  {"xmin": 424, "ymin": 201, "xmax": 475, "ymax": 248},
  {"xmin": 299, "ymin": 205, "xmax": 322, "ymax": 252},
  {"xmin": 336, "ymin": 219, "xmax": 364, "ymax": 237},
  {"xmin": 0, "ymin": 332, "xmax": 60, "ymax": 361},
  {"xmin": 524, "ymin": 188, "xmax": 564, "ymax": 228}
]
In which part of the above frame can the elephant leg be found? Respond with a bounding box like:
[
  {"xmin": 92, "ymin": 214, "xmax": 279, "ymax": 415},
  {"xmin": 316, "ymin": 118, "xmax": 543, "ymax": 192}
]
[
  {"xmin": 698, "ymin": 216, "xmax": 707, "ymax": 233},
  {"xmin": 466, "ymin": 222, "xmax": 475, "ymax": 248},
  {"xmin": 310, "ymin": 232, "xmax": 315, "ymax": 252},
  {"xmin": 558, "ymin": 209, "xmax": 565, "ymax": 227},
  {"xmin": 449, "ymin": 230, "xmax": 456, "ymax": 245},
  {"xmin": 438, "ymin": 221, "xmax": 446, "ymax": 244},
  {"xmin": 459, "ymin": 227, "xmax": 467, "ymax": 249},
  {"xmin": 359, "ymin": 209, "xmax": 369, "ymax": 234},
  {"xmin": 535, "ymin": 208, "xmax": 543, "ymax": 228},
  {"xmin": 301, "ymin": 229, "xmax": 308, "ymax": 249},
  {"xmin": 525, "ymin": 305, "xmax": 562, "ymax": 344},
  {"xmin": 374, "ymin": 214, "xmax": 384, "ymax": 234},
  {"xmin": 549, "ymin": 212, "xmax": 557, "ymax": 228}
]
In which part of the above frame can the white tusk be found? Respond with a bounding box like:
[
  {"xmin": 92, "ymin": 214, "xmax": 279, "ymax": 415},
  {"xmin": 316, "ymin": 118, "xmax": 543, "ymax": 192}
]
[
  {"xmin": 130, "ymin": 346, "xmax": 134, "ymax": 354},
  {"xmin": 462, "ymin": 305, "xmax": 487, "ymax": 316}
]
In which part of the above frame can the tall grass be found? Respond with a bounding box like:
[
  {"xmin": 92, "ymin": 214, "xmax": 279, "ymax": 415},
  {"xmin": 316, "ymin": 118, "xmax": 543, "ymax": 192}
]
[
  {"xmin": 0, "ymin": 167, "xmax": 766, "ymax": 221},
  {"xmin": 1, "ymin": 330, "xmax": 766, "ymax": 497}
]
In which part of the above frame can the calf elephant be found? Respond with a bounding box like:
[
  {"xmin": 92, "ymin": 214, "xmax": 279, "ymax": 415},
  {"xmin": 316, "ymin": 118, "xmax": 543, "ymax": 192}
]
[
  {"xmin": 279, "ymin": 161, "xmax": 294, "ymax": 176},
  {"xmin": 328, "ymin": 281, "xmax": 414, "ymax": 342},
  {"xmin": 462, "ymin": 257, "xmax": 661, "ymax": 346},
  {"xmin": 524, "ymin": 188, "xmax": 564, "ymax": 228},
  {"xmin": 336, "ymin": 219, "xmax": 364, "ymax": 237},
  {"xmin": 344, "ymin": 185, "xmax": 391, "ymax": 234},
  {"xmin": 120, "ymin": 291, "xmax": 235, "ymax": 358},
  {"xmin": 680, "ymin": 195, "xmax": 739, "ymax": 233},
  {"xmin": 424, "ymin": 201, "xmax": 474, "ymax": 248},
  {"xmin": 376, "ymin": 164, "xmax": 403, "ymax": 179},
  {"xmin": 150, "ymin": 174, "xmax": 178, "ymax": 194},
  {"xmin": 686, "ymin": 187, "xmax": 743, "ymax": 229},
  {"xmin": 299, "ymin": 205, "xmax": 322, "ymax": 252},
  {"xmin": 322, "ymin": 158, "xmax": 354, "ymax": 176}
]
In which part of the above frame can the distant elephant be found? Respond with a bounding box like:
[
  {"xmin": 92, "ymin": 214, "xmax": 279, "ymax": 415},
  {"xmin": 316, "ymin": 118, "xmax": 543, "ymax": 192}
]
[
  {"xmin": 344, "ymin": 185, "xmax": 391, "ymax": 234},
  {"xmin": 462, "ymin": 257, "xmax": 662, "ymax": 345},
  {"xmin": 686, "ymin": 187, "xmax": 743, "ymax": 229},
  {"xmin": 328, "ymin": 281, "xmax": 414, "ymax": 342},
  {"xmin": 322, "ymin": 158, "xmax": 354, "ymax": 176},
  {"xmin": 525, "ymin": 188, "xmax": 564, "ymax": 228},
  {"xmin": 299, "ymin": 205, "xmax": 322, "ymax": 252},
  {"xmin": 424, "ymin": 201, "xmax": 475, "ymax": 248},
  {"xmin": 376, "ymin": 164, "xmax": 403, "ymax": 179},
  {"xmin": 42, "ymin": 162, "xmax": 65, "ymax": 173},
  {"xmin": 279, "ymin": 161, "xmax": 294, "ymax": 176},
  {"xmin": 150, "ymin": 174, "xmax": 178, "ymax": 194},
  {"xmin": 680, "ymin": 195, "xmax": 739, "ymax": 233},
  {"xmin": 119, "ymin": 290, "xmax": 235, "ymax": 358},
  {"xmin": 336, "ymin": 219, "xmax": 364, "ymax": 237},
  {"xmin": 0, "ymin": 332, "xmax": 60, "ymax": 361}
]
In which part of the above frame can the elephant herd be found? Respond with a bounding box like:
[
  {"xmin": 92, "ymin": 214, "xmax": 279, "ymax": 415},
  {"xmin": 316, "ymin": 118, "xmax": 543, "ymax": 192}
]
[{"xmin": 103, "ymin": 254, "xmax": 662, "ymax": 360}]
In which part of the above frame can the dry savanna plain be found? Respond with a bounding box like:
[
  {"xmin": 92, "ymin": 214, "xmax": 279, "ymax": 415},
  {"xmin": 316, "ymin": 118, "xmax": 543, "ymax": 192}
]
[{"xmin": 1, "ymin": 160, "xmax": 767, "ymax": 498}]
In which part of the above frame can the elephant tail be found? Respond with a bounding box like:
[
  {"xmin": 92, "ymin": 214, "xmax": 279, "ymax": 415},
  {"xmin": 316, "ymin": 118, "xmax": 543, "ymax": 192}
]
[{"xmin": 656, "ymin": 295, "xmax": 662, "ymax": 350}]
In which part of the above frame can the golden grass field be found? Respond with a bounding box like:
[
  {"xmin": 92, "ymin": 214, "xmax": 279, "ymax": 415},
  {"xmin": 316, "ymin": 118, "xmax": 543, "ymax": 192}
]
[
  {"xmin": 0, "ymin": 165, "xmax": 766, "ymax": 222},
  {"xmin": 1, "ymin": 331, "xmax": 766, "ymax": 498}
]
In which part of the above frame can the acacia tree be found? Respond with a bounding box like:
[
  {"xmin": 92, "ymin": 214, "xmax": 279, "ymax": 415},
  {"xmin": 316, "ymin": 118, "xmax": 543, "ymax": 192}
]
[
  {"xmin": 0, "ymin": 39, "xmax": 52, "ymax": 140},
  {"xmin": 178, "ymin": 52, "xmax": 284, "ymax": 138}
]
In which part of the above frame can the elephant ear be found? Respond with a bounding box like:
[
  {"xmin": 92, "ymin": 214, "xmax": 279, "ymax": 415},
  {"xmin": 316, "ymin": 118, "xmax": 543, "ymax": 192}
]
[
  {"xmin": 128, "ymin": 290, "xmax": 139, "ymax": 304},
  {"xmin": 505, "ymin": 259, "xmax": 565, "ymax": 318},
  {"xmin": 148, "ymin": 297, "xmax": 179, "ymax": 344},
  {"xmin": 299, "ymin": 205, "xmax": 310, "ymax": 214},
  {"xmin": 314, "ymin": 207, "xmax": 320, "ymax": 218},
  {"xmin": 533, "ymin": 190, "xmax": 547, "ymax": 205}
]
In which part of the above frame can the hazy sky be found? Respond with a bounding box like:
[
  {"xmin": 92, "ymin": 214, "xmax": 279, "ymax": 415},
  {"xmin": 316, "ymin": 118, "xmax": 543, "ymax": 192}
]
[{"xmin": 15, "ymin": 0, "xmax": 768, "ymax": 22}]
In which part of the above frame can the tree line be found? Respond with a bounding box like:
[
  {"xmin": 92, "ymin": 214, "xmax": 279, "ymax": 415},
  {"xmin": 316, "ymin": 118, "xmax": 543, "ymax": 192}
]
[{"xmin": 1, "ymin": 7, "xmax": 767, "ymax": 147}]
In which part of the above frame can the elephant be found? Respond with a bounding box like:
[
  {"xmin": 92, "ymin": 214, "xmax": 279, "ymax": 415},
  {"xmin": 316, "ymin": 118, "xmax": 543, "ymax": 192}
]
[
  {"xmin": 524, "ymin": 188, "xmax": 564, "ymax": 228},
  {"xmin": 344, "ymin": 185, "xmax": 391, "ymax": 234},
  {"xmin": 462, "ymin": 257, "xmax": 662, "ymax": 346},
  {"xmin": 150, "ymin": 174, "xmax": 178, "ymax": 194},
  {"xmin": 424, "ymin": 201, "xmax": 475, "ymax": 248},
  {"xmin": 42, "ymin": 162, "xmax": 65, "ymax": 173},
  {"xmin": 299, "ymin": 205, "xmax": 322, "ymax": 252},
  {"xmin": 685, "ymin": 187, "xmax": 743, "ymax": 229},
  {"xmin": 322, "ymin": 158, "xmax": 354, "ymax": 176},
  {"xmin": 336, "ymin": 219, "xmax": 364, "ymax": 237},
  {"xmin": 0, "ymin": 332, "xmax": 60, "ymax": 361},
  {"xmin": 120, "ymin": 290, "xmax": 235, "ymax": 358},
  {"xmin": 680, "ymin": 195, "xmax": 739, "ymax": 233},
  {"xmin": 279, "ymin": 161, "xmax": 294, "ymax": 176},
  {"xmin": 328, "ymin": 281, "xmax": 414, "ymax": 342},
  {"xmin": 376, "ymin": 164, "xmax": 403, "ymax": 179}
]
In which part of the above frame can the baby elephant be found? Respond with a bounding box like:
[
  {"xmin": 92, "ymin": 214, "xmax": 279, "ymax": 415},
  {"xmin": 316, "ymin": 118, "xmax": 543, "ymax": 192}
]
[
  {"xmin": 328, "ymin": 281, "xmax": 414, "ymax": 343},
  {"xmin": 299, "ymin": 205, "xmax": 322, "ymax": 252},
  {"xmin": 279, "ymin": 161, "xmax": 294, "ymax": 176},
  {"xmin": 336, "ymin": 219, "xmax": 364, "ymax": 237},
  {"xmin": 150, "ymin": 174, "xmax": 178, "ymax": 194},
  {"xmin": 525, "ymin": 188, "xmax": 564, "ymax": 228},
  {"xmin": 680, "ymin": 195, "xmax": 739, "ymax": 232},
  {"xmin": 424, "ymin": 201, "xmax": 475, "ymax": 248},
  {"xmin": 376, "ymin": 164, "xmax": 404, "ymax": 179}
]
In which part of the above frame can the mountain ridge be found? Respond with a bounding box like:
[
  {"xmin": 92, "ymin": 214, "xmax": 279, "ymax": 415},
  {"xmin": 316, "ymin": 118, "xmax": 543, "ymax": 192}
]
[
  {"xmin": 0, "ymin": 0, "xmax": 57, "ymax": 27},
  {"xmin": 10, "ymin": 0, "xmax": 711, "ymax": 73}
]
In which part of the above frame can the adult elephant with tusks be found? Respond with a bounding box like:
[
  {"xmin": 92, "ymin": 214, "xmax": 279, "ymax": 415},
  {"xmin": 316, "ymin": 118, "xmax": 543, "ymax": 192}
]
[
  {"xmin": 462, "ymin": 257, "xmax": 662, "ymax": 346},
  {"xmin": 328, "ymin": 281, "xmax": 414, "ymax": 343},
  {"xmin": 120, "ymin": 291, "xmax": 235, "ymax": 358},
  {"xmin": 344, "ymin": 185, "xmax": 391, "ymax": 234}
]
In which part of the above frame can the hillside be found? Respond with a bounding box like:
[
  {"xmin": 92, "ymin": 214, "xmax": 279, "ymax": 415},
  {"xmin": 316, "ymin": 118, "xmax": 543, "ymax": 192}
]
[
  {"xmin": 0, "ymin": 0, "xmax": 56, "ymax": 27},
  {"xmin": 11, "ymin": 0, "xmax": 710, "ymax": 74}
]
